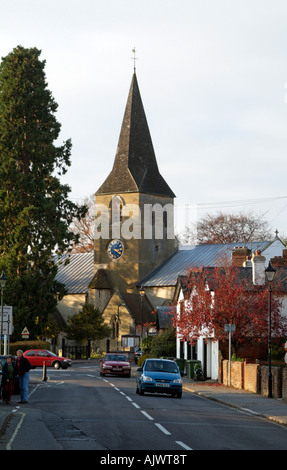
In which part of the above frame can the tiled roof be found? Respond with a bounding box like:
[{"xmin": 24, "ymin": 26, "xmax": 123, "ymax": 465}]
[
  {"xmin": 121, "ymin": 293, "xmax": 156, "ymax": 325},
  {"xmin": 139, "ymin": 241, "xmax": 272, "ymax": 287},
  {"xmin": 55, "ymin": 253, "xmax": 94, "ymax": 294},
  {"xmin": 88, "ymin": 269, "xmax": 112, "ymax": 290},
  {"xmin": 156, "ymin": 306, "xmax": 174, "ymax": 329}
]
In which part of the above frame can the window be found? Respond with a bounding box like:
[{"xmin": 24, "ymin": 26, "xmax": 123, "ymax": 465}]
[
  {"xmin": 111, "ymin": 195, "xmax": 123, "ymax": 223},
  {"xmin": 38, "ymin": 351, "xmax": 50, "ymax": 357},
  {"xmin": 25, "ymin": 350, "xmax": 36, "ymax": 357}
]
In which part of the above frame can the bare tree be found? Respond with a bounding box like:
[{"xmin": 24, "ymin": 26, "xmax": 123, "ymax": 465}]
[
  {"xmin": 180, "ymin": 211, "xmax": 273, "ymax": 245},
  {"xmin": 70, "ymin": 194, "xmax": 95, "ymax": 252}
]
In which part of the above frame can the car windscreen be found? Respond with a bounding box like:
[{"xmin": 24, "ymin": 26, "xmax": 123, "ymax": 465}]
[
  {"xmin": 145, "ymin": 361, "xmax": 179, "ymax": 373},
  {"xmin": 105, "ymin": 355, "xmax": 128, "ymax": 361}
]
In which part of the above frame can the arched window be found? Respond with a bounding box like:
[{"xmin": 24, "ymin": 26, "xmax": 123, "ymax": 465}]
[{"xmin": 111, "ymin": 195, "xmax": 124, "ymax": 223}]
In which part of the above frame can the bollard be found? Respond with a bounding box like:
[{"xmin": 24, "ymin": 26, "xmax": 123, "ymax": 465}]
[{"xmin": 42, "ymin": 361, "xmax": 47, "ymax": 381}]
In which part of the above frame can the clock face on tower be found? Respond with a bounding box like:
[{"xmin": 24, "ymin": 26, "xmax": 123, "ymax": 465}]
[{"xmin": 107, "ymin": 239, "xmax": 124, "ymax": 260}]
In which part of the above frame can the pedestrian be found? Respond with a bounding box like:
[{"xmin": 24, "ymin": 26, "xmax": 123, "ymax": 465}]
[
  {"xmin": 16, "ymin": 350, "xmax": 31, "ymax": 404},
  {"xmin": 1, "ymin": 355, "xmax": 16, "ymax": 404}
]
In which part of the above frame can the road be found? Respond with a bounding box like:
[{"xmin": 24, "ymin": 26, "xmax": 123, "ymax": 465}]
[{"xmin": 1, "ymin": 362, "xmax": 287, "ymax": 451}]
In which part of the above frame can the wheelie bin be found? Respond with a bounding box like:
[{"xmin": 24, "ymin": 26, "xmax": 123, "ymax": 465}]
[
  {"xmin": 175, "ymin": 358, "xmax": 186, "ymax": 374},
  {"xmin": 187, "ymin": 360, "xmax": 202, "ymax": 379}
]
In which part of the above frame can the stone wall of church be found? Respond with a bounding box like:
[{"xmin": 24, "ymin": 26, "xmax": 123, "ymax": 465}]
[
  {"xmin": 57, "ymin": 294, "xmax": 86, "ymax": 325},
  {"xmin": 97, "ymin": 295, "xmax": 135, "ymax": 353},
  {"xmin": 94, "ymin": 191, "xmax": 177, "ymax": 295},
  {"xmin": 88, "ymin": 288, "xmax": 111, "ymax": 313}
]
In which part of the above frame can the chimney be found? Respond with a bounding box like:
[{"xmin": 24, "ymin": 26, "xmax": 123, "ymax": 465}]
[
  {"xmin": 270, "ymin": 249, "xmax": 287, "ymax": 268},
  {"xmin": 251, "ymin": 249, "xmax": 266, "ymax": 286},
  {"xmin": 232, "ymin": 247, "xmax": 250, "ymax": 267}
]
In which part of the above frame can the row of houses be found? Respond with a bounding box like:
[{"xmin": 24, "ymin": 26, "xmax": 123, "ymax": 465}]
[{"xmin": 177, "ymin": 243, "xmax": 287, "ymax": 380}]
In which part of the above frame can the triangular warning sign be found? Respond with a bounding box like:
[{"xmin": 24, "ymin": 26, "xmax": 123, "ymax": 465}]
[{"xmin": 21, "ymin": 326, "xmax": 30, "ymax": 335}]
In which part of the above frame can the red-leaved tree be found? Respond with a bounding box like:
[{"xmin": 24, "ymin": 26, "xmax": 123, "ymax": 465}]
[{"xmin": 175, "ymin": 265, "xmax": 287, "ymax": 357}]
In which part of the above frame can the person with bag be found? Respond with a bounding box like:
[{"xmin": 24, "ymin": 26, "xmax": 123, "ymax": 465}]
[
  {"xmin": 1, "ymin": 355, "xmax": 16, "ymax": 404},
  {"xmin": 16, "ymin": 350, "xmax": 31, "ymax": 404}
]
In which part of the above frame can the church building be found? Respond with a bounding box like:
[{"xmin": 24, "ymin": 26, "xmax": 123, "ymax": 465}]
[{"xmin": 56, "ymin": 72, "xmax": 178, "ymax": 353}]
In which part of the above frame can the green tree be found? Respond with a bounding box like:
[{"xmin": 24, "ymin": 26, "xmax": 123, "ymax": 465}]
[
  {"xmin": 67, "ymin": 303, "xmax": 111, "ymax": 342},
  {"xmin": 149, "ymin": 328, "xmax": 176, "ymax": 358},
  {"xmin": 0, "ymin": 46, "xmax": 86, "ymax": 339}
]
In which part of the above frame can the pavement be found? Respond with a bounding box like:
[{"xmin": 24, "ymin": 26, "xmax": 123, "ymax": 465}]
[
  {"xmin": 1, "ymin": 368, "xmax": 287, "ymax": 440},
  {"xmin": 182, "ymin": 379, "xmax": 287, "ymax": 426}
]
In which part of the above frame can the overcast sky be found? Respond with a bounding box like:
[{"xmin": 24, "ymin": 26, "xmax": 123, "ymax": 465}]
[{"xmin": 1, "ymin": 0, "xmax": 287, "ymax": 238}]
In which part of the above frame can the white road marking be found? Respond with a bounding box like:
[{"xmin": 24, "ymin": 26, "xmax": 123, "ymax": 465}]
[
  {"xmin": 6, "ymin": 412, "xmax": 25, "ymax": 450},
  {"xmin": 175, "ymin": 440, "xmax": 193, "ymax": 450},
  {"xmin": 141, "ymin": 410, "xmax": 154, "ymax": 421},
  {"xmin": 155, "ymin": 423, "xmax": 171, "ymax": 435}
]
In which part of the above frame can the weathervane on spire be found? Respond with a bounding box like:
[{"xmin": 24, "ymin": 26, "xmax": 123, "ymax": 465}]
[{"xmin": 132, "ymin": 47, "xmax": 137, "ymax": 72}]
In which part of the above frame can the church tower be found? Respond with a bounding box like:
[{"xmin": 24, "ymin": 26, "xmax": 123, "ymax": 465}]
[{"xmin": 94, "ymin": 73, "xmax": 177, "ymax": 295}]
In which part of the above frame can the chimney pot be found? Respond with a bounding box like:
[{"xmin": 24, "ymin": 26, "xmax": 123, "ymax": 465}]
[{"xmin": 252, "ymin": 251, "xmax": 266, "ymax": 286}]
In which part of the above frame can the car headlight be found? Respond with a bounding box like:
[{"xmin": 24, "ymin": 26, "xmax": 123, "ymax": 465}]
[
  {"xmin": 173, "ymin": 379, "xmax": 182, "ymax": 385},
  {"xmin": 142, "ymin": 375, "xmax": 153, "ymax": 382}
]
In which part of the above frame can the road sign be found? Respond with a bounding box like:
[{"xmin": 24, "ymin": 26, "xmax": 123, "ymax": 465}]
[
  {"xmin": 21, "ymin": 326, "xmax": 30, "ymax": 338},
  {"xmin": 224, "ymin": 324, "xmax": 236, "ymax": 333},
  {"xmin": 0, "ymin": 306, "xmax": 13, "ymax": 335}
]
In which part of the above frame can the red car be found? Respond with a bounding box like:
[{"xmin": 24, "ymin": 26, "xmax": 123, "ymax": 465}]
[
  {"xmin": 23, "ymin": 349, "xmax": 72, "ymax": 369},
  {"xmin": 100, "ymin": 353, "xmax": 131, "ymax": 377}
]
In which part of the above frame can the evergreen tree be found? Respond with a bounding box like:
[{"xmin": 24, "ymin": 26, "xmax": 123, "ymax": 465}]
[
  {"xmin": 67, "ymin": 303, "xmax": 111, "ymax": 343},
  {"xmin": 0, "ymin": 46, "xmax": 86, "ymax": 339}
]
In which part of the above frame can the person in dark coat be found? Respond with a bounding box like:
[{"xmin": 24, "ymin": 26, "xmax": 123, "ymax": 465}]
[
  {"xmin": 1, "ymin": 355, "xmax": 16, "ymax": 404},
  {"xmin": 16, "ymin": 350, "xmax": 31, "ymax": 404}
]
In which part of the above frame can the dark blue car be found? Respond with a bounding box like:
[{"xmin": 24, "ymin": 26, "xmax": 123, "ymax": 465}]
[{"xmin": 136, "ymin": 358, "xmax": 183, "ymax": 398}]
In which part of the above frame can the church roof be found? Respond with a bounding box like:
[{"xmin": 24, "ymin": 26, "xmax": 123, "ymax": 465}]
[
  {"xmin": 139, "ymin": 240, "xmax": 279, "ymax": 288},
  {"xmin": 121, "ymin": 292, "xmax": 156, "ymax": 325},
  {"xmin": 88, "ymin": 269, "xmax": 112, "ymax": 290},
  {"xmin": 96, "ymin": 73, "xmax": 175, "ymax": 198},
  {"xmin": 55, "ymin": 253, "xmax": 94, "ymax": 294}
]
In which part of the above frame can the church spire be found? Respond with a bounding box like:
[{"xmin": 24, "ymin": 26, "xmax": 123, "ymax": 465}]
[{"xmin": 96, "ymin": 73, "xmax": 175, "ymax": 198}]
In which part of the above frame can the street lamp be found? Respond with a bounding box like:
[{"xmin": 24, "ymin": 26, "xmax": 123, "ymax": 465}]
[
  {"xmin": 139, "ymin": 287, "xmax": 146, "ymax": 345},
  {"xmin": 0, "ymin": 272, "xmax": 7, "ymax": 356},
  {"xmin": 265, "ymin": 261, "xmax": 276, "ymax": 398},
  {"xmin": 117, "ymin": 303, "xmax": 125, "ymax": 351}
]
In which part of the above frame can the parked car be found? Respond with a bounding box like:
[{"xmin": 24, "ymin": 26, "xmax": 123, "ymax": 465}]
[
  {"xmin": 136, "ymin": 358, "xmax": 183, "ymax": 398},
  {"xmin": 0, "ymin": 355, "xmax": 20, "ymax": 395},
  {"xmin": 100, "ymin": 353, "xmax": 131, "ymax": 377},
  {"xmin": 23, "ymin": 350, "xmax": 72, "ymax": 369}
]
